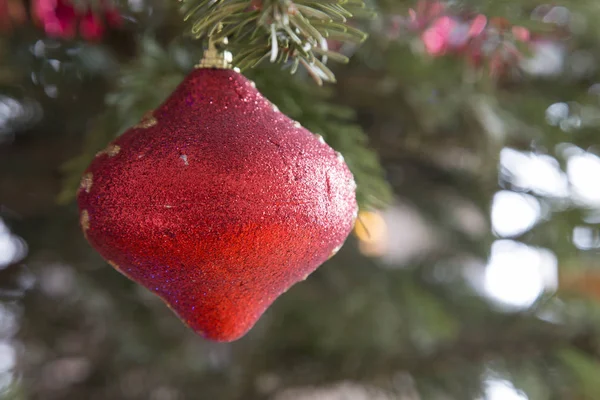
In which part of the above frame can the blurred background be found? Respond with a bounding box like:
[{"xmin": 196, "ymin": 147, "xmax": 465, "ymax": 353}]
[{"xmin": 2, "ymin": 0, "xmax": 600, "ymax": 399}]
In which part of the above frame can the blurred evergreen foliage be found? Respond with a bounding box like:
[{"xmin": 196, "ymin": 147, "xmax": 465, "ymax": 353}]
[{"xmin": 2, "ymin": 1, "xmax": 600, "ymax": 400}]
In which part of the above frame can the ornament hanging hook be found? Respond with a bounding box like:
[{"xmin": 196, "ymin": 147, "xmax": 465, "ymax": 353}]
[{"xmin": 196, "ymin": 23, "xmax": 233, "ymax": 69}]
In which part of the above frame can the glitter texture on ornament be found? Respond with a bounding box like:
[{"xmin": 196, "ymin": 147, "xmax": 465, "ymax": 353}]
[{"xmin": 77, "ymin": 67, "xmax": 358, "ymax": 342}]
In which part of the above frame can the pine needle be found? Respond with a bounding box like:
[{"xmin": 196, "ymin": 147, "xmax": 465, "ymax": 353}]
[{"xmin": 179, "ymin": 0, "xmax": 371, "ymax": 84}]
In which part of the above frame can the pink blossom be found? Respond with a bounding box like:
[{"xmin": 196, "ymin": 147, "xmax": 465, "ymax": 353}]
[
  {"xmin": 468, "ymin": 14, "xmax": 487, "ymax": 37},
  {"xmin": 403, "ymin": 0, "xmax": 553, "ymax": 79},
  {"xmin": 512, "ymin": 26, "xmax": 531, "ymax": 41},
  {"xmin": 421, "ymin": 16, "xmax": 456, "ymax": 55}
]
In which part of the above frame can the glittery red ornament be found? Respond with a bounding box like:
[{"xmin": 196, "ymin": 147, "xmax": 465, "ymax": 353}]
[{"xmin": 77, "ymin": 67, "xmax": 357, "ymax": 342}]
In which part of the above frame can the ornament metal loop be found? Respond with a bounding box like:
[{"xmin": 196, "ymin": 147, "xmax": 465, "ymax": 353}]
[{"xmin": 196, "ymin": 25, "xmax": 233, "ymax": 70}]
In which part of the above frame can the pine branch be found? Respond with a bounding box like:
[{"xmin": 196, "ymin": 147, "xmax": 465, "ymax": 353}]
[{"xmin": 179, "ymin": 0, "xmax": 372, "ymax": 84}]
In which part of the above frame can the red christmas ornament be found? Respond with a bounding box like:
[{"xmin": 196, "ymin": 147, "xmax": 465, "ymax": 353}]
[{"xmin": 77, "ymin": 63, "xmax": 357, "ymax": 342}]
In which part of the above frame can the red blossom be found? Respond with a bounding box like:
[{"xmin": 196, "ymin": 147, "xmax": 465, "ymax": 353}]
[
  {"xmin": 33, "ymin": 0, "xmax": 77, "ymax": 38},
  {"xmin": 79, "ymin": 10, "xmax": 104, "ymax": 41},
  {"xmin": 103, "ymin": 5, "xmax": 122, "ymax": 27},
  {"xmin": 32, "ymin": 0, "xmax": 122, "ymax": 41}
]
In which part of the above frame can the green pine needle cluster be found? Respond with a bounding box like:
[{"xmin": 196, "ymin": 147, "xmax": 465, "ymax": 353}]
[{"xmin": 180, "ymin": 0, "xmax": 372, "ymax": 84}]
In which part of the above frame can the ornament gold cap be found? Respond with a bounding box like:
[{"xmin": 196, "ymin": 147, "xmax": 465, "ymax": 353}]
[{"xmin": 196, "ymin": 36, "xmax": 233, "ymax": 70}]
